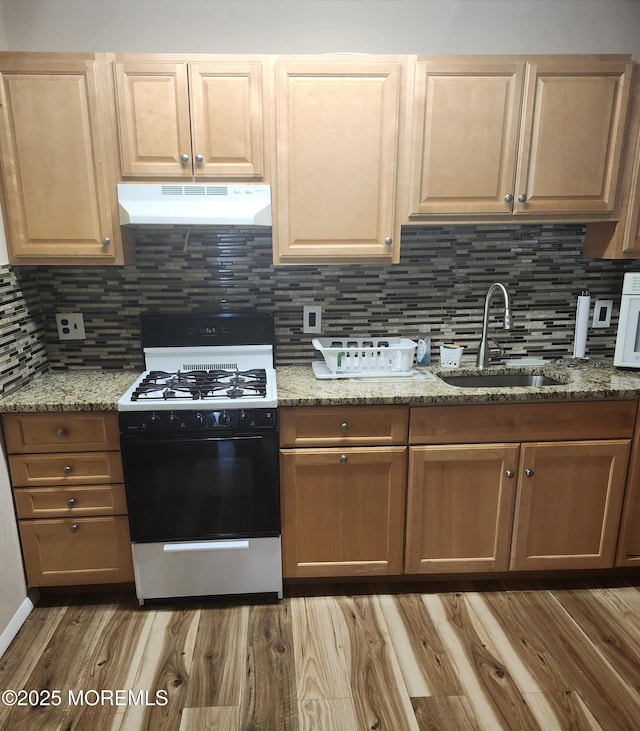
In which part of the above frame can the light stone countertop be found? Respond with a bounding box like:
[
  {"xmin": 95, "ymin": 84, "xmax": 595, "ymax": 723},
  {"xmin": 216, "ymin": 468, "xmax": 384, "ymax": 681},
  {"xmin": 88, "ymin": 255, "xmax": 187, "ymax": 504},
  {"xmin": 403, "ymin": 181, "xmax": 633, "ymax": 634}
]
[
  {"xmin": 2, "ymin": 360, "xmax": 640, "ymax": 413},
  {"xmin": 275, "ymin": 359, "xmax": 640, "ymax": 406},
  {"xmin": 0, "ymin": 370, "xmax": 141, "ymax": 412}
]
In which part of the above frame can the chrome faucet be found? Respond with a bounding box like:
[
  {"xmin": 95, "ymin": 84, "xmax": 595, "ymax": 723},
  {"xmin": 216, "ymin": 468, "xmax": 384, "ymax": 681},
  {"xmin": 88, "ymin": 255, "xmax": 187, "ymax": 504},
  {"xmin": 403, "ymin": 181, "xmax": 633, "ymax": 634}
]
[{"xmin": 477, "ymin": 282, "xmax": 512, "ymax": 368}]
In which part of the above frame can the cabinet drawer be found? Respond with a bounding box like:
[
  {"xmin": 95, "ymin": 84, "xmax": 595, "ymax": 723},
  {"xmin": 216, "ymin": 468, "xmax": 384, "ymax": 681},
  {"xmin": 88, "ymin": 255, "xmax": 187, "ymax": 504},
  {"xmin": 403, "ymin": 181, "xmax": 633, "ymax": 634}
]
[
  {"xmin": 2, "ymin": 412, "xmax": 120, "ymax": 453},
  {"xmin": 8, "ymin": 452, "xmax": 124, "ymax": 487},
  {"xmin": 14, "ymin": 483, "xmax": 127, "ymax": 519},
  {"xmin": 19, "ymin": 516, "xmax": 134, "ymax": 587},
  {"xmin": 410, "ymin": 400, "xmax": 637, "ymax": 444},
  {"xmin": 280, "ymin": 406, "xmax": 408, "ymax": 447}
]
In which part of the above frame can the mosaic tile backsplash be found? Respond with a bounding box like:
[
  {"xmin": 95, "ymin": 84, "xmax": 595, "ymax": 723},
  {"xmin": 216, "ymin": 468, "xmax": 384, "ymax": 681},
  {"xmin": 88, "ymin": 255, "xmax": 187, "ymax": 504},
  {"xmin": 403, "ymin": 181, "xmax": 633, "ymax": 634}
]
[
  {"xmin": 8, "ymin": 224, "xmax": 638, "ymax": 372},
  {"xmin": 0, "ymin": 264, "xmax": 48, "ymax": 395}
]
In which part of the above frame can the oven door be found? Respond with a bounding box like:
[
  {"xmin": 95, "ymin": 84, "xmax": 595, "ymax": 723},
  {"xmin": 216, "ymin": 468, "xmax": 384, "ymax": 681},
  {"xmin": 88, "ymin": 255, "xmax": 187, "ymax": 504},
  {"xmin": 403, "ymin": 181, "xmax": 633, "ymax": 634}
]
[{"xmin": 121, "ymin": 431, "xmax": 279, "ymax": 543}]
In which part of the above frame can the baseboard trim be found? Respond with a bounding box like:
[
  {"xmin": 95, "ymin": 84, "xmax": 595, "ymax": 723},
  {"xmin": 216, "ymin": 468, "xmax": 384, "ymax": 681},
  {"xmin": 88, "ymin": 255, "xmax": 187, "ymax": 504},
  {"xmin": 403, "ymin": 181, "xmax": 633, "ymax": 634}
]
[{"xmin": 0, "ymin": 596, "xmax": 35, "ymax": 658}]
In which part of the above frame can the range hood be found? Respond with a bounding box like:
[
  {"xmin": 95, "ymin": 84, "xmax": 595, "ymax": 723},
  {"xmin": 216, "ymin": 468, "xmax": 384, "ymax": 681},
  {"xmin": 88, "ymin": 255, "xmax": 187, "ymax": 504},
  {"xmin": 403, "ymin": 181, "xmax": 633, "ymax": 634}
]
[{"xmin": 117, "ymin": 184, "xmax": 271, "ymax": 226}]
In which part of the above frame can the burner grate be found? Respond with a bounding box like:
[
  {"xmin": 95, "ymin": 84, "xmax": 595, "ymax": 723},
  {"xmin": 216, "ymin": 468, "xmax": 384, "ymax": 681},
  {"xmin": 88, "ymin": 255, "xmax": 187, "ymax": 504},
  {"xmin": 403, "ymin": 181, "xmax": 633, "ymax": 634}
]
[{"xmin": 131, "ymin": 368, "xmax": 267, "ymax": 402}]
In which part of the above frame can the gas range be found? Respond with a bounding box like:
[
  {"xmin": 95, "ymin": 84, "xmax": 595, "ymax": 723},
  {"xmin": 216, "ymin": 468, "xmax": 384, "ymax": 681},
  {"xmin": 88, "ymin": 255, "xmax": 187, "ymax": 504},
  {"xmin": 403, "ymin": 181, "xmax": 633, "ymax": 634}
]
[
  {"xmin": 118, "ymin": 312, "xmax": 282, "ymax": 604},
  {"xmin": 117, "ymin": 313, "xmax": 277, "ymax": 431}
]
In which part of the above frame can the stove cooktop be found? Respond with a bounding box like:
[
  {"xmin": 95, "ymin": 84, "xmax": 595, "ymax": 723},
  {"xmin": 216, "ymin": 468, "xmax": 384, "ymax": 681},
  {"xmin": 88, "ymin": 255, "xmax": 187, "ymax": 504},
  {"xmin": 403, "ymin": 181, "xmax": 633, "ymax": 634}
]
[{"xmin": 119, "ymin": 367, "xmax": 277, "ymax": 411}]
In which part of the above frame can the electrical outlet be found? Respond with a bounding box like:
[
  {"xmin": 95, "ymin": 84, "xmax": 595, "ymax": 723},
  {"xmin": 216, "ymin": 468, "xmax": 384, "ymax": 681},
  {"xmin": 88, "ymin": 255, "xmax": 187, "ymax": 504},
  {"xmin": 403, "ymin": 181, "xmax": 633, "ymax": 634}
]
[
  {"xmin": 303, "ymin": 305, "xmax": 322, "ymax": 334},
  {"xmin": 56, "ymin": 313, "xmax": 86, "ymax": 340},
  {"xmin": 592, "ymin": 299, "xmax": 613, "ymax": 328}
]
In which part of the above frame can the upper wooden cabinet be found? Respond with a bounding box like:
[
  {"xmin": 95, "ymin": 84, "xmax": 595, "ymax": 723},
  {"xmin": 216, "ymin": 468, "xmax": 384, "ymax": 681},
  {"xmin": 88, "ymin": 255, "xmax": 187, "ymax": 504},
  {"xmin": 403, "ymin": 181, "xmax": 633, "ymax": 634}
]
[
  {"xmin": 272, "ymin": 57, "xmax": 404, "ymax": 264},
  {"xmin": 409, "ymin": 56, "xmax": 633, "ymax": 220},
  {"xmin": 0, "ymin": 53, "xmax": 127, "ymax": 265},
  {"xmin": 113, "ymin": 56, "xmax": 266, "ymax": 179},
  {"xmin": 584, "ymin": 59, "xmax": 640, "ymax": 259}
]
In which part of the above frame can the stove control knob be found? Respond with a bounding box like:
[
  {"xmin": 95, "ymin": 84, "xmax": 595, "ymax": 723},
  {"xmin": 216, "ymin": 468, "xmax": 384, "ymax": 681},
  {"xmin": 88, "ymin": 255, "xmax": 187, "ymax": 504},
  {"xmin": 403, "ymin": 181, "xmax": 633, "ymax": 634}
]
[
  {"xmin": 218, "ymin": 410, "xmax": 231, "ymax": 426},
  {"xmin": 239, "ymin": 409, "xmax": 249, "ymax": 425},
  {"xmin": 168, "ymin": 412, "xmax": 181, "ymax": 426},
  {"xmin": 147, "ymin": 413, "xmax": 162, "ymax": 429},
  {"xmin": 194, "ymin": 412, "xmax": 206, "ymax": 428}
]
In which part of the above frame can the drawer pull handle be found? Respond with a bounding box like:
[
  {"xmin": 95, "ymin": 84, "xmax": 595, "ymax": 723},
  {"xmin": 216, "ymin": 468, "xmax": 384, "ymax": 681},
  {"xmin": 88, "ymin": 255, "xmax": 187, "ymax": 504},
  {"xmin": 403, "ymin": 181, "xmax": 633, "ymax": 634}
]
[
  {"xmin": 56, "ymin": 428, "xmax": 68, "ymax": 438},
  {"xmin": 340, "ymin": 422, "xmax": 349, "ymax": 432},
  {"xmin": 505, "ymin": 470, "xmax": 514, "ymax": 478},
  {"xmin": 63, "ymin": 465, "xmax": 72, "ymax": 476},
  {"xmin": 67, "ymin": 498, "xmax": 76, "ymax": 507},
  {"xmin": 70, "ymin": 523, "xmax": 79, "ymax": 533},
  {"xmin": 525, "ymin": 468, "xmax": 534, "ymax": 477},
  {"xmin": 340, "ymin": 454, "xmax": 348, "ymax": 464}
]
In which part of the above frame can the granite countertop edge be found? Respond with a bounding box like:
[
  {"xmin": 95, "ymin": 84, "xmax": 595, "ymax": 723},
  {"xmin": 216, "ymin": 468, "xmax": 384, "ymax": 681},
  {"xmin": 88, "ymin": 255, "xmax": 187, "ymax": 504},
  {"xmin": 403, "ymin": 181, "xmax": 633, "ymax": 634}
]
[{"xmin": 1, "ymin": 362, "xmax": 640, "ymax": 413}]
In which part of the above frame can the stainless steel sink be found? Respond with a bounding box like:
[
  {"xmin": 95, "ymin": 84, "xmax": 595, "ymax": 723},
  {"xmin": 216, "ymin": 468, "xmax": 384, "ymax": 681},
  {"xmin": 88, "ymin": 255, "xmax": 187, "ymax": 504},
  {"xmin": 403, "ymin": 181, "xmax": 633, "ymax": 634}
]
[{"xmin": 437, "ymin": 373, "xmax": 563, "ymax": 388}]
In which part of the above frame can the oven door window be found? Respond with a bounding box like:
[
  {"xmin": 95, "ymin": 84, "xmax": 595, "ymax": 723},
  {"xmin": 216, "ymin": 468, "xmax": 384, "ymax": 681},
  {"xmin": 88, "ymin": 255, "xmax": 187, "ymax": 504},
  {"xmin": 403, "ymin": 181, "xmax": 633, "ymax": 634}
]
[{"xmin": 121, "ymin": 433, "xmax": 279, "ymax": 542}]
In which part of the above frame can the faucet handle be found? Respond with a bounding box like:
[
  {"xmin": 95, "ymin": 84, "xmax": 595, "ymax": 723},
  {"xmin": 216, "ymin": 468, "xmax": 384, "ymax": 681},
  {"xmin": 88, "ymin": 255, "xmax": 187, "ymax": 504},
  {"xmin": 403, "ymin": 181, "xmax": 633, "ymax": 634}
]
[{"xmin": 488, "ymin": 339, "xmax": 505, "ymax": 361}]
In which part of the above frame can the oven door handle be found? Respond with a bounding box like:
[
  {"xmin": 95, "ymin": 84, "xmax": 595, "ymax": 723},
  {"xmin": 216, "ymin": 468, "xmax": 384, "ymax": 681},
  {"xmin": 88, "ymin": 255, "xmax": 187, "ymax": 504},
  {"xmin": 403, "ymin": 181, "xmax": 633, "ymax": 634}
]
[{"xmin": 162, "ymin": 539, "xmax": 250, "ymax": 553}]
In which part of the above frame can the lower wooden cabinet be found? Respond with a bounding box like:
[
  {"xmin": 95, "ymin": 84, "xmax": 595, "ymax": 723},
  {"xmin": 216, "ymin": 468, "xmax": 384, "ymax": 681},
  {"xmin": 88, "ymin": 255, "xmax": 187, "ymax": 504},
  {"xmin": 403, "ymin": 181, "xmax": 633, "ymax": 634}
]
[
  {"xmin": 280, "ymin": 401, "xmax": 637, "ymax": 580},
  {"xmin": 280, "ymin": 446, "xmax": 407, "ymax": 577},
  {"xmin": 2, "ymin": 412, "xmax": 134, "ymax": 588},
  {"xmin": 510, "ymin": 440, "xmax": 630, "ymax": 570},
  {"xmin": 18, "ymin": 516, "xmax": 133, "ymax": 586},
  {"xmin": 406, "ymin": 444, "xmax": 519, "ymax": 573},
  {"xmin": 408, "ymin": 402, "xmax": 635, "ymax": 575}
]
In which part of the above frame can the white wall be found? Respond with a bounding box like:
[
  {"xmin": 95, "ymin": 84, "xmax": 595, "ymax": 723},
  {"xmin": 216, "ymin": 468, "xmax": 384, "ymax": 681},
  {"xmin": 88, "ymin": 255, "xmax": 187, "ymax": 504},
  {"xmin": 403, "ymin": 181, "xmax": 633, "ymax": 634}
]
[
  {"xmin": 0, "ymin": 440, "xmax": 30, "ymax": 658},
  {"xmin": 1, "ymin": 0, "xmax": 639, "ymax": 54}
]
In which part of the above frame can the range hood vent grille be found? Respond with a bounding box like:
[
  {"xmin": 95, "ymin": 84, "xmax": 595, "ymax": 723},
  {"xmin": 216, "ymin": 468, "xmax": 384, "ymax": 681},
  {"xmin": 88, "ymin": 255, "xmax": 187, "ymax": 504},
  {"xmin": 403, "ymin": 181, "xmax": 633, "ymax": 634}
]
[{"xmin": 117, "ymin": 183, "xmax": 271, "ymax": 226}]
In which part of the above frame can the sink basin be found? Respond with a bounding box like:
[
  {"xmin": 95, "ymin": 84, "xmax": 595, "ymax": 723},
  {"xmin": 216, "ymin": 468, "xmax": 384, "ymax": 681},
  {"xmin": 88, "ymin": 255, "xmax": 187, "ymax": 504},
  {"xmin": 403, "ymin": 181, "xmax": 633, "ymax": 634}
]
[{"xmin": 437, "ymin": 373, "xmax": 563, "ymax": 388}]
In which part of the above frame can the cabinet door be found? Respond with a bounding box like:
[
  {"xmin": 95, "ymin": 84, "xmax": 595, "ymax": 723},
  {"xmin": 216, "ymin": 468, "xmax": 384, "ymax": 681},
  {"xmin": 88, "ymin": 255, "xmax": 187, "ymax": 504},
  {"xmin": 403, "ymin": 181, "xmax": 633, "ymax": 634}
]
[
  {"xmin": 189, "ymin": 61, "xmax": 265, "ymax": 178},
  {"xmin": 0, "ymin": 55, "xmax": 122, "ymax": 263},
  {"xmin": 19, "ymin": 516, "xmax": 134, "ymax": 586},
  {"xmin": 408, "ymin": 60, "xmax": 524, "ymax": 216},
  {"xmin": 510, "ymin": 440, "xmax": 630, "ymax": 570},
  {"xmin": 114, "ymin": 60, "xmax": 192, "ymax": 177},
  {"xmin": 514, "ymin": 59, "xmax": 632, "ymax": 216},
  {"xmin": 406, "ymin": 444, "xmax": 519, "ymax": 574},
  {"xmin": 273, "ymin": 59, "xmax": 402, "ymax": 263},
  {"xmin": 622, "ymin": 122, "xmax": 640, "ymax": 254},
  {"xmin": 280, "ymin": 446, "xmax": 406, "ymax": 577}
]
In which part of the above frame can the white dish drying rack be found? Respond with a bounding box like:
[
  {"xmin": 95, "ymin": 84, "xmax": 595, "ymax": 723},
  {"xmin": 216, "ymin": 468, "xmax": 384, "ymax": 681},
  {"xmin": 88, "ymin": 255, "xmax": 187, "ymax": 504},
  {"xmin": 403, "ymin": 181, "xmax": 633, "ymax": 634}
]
[{"xmin": 312, "ymin": 337, "xmax": 417, "ymax": 379}]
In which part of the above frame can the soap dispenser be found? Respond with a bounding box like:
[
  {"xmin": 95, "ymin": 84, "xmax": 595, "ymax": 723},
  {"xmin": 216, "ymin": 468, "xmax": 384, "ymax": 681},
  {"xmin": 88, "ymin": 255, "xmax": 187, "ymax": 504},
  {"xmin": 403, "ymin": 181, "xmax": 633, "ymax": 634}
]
[{"xmin": 416, "ymin": 324, "xmax": 431, "ymax": 366}]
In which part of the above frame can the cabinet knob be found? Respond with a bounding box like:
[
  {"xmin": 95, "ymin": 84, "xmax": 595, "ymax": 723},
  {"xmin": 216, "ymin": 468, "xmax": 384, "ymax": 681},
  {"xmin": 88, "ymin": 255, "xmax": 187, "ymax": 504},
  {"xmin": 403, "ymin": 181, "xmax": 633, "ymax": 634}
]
[
  {"xmin": 195, "ymin": 154, "xmax": 204, "ymax": 164},
  {"xmin": 62, "ymin": 465, "xmax": 72, "ymax": 476},
  {"xmin": 518, "ymin": 194, "xmax": 527, "ymax": 203},
  {"xmin": 525, "ymin": 468, "xmax": 534, "ymax": 477},
  {"xmin": 504, "ymin": 194, "xmax": 514, "ymax": 203},
  {"xmin": 102, "ymin": 237, "xmax": 111, "ymax": 247},
  {"xmin": 67, "ymin": 498, "xmax": 76, "ymax": 507},
  {"xmin": 180, "ymin": 153, "xmax": 190, "ymax": 164},
  {"xmin": 505, "ymin": 470, "xmax": 514, "ymax": 478},
  {"xmin": 70, "ymin": 523, "xmax": 79, "ymax": 533},
  {"xmin": 384, "ymin": 237, "xmax": 393, "ymax": 246},
  {"xmin": 339, "ymin": 454, "xmax": 348, "ymax": 464},
  {"xmin": 56, "ymin": 427, "xmax": 67, "ymax": 438},
  {"xmin": 340, "ymin": 422, "xmax": 349, "ymax": 432}
]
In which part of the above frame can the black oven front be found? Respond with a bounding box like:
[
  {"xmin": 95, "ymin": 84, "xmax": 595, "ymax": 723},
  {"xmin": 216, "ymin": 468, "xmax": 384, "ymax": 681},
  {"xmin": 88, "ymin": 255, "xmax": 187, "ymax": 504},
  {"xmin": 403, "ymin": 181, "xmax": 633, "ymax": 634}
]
[{"xmin": 119, "ymin": 409, "xmax": 279, "ymax": 544}]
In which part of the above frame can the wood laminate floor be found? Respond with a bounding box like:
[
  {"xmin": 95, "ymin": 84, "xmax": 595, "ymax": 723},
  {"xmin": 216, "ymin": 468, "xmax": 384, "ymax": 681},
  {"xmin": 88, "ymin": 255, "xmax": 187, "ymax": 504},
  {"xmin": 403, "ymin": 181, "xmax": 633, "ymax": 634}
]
[{"xmin": 1, "ymin": 577, "xmax": 640, "ymax": 730}]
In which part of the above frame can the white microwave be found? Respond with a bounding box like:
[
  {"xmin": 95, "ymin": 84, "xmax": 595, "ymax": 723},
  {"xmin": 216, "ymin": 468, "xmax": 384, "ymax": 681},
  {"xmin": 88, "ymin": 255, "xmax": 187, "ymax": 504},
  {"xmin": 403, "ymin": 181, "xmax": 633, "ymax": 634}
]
[{"xmin": 614, "ymin": 272, "xmax": 640, "ymax": 368}]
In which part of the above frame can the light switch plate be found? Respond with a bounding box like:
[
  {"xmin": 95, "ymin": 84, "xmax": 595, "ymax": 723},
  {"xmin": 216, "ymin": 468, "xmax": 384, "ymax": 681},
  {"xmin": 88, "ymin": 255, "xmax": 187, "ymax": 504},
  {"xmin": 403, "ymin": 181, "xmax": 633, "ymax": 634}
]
[
  {"xmin": 592, "ymin": 299, "xmax": 613, "ymax": 328},
  {"xmin": 303, "ymin": 305, "xmax": 322, "ymax": 334}
]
